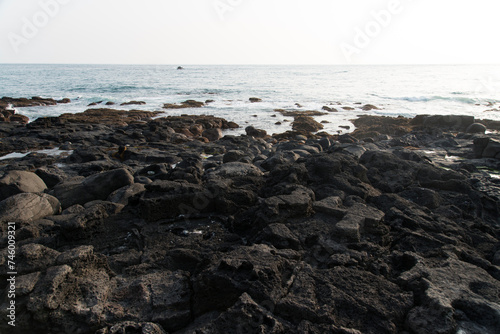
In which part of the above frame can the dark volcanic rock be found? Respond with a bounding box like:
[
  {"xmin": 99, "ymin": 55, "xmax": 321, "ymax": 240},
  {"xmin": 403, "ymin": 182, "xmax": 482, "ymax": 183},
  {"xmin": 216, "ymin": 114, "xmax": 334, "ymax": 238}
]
[
  {"xmin": 245, "ymin": 126, "xmax": 267, "ymax": 138},
  {"xmin": 51, "ymin": 168, "xmax": 134, "ymax": 208},
  {"xmin": 292, "ymin": 116, "xmax": 324, "ymax": 133},
  {"xmin": 474, "ymin": 137, "xmax": 500, "ymax": 159},
  {"xmin": 467, "ymin": 122, "xmax": 487, "ymax": 134},
  {"xmin": 136, "ymin": 180, "xmax": 209, "ymax": 221},
  {"xmin": 120, "ymin": 101, "xmax": 146, "ymax": 106},
  {"xmin": 202, "ymin": 128, "xmax": 223, "ymax": 142},
  {"xmin": 0, "ymin": 170, "xmax": 47, "ymax": 201},
  {"xmin": 2, "ymin": 113, "xmax": 500, "ymax": 334},
  {"xmin": 414, "ymin": 114, "xmax": 475, "ymax": 132},
  {"xmin": 163, "ymin": 100, "xmax": 205, "ymax": 109},
  {"xmin": 0, "ymin": 96, "xmax": 69, "ymax": 108},
  {"xmin": 0, "ymin": 193, "xmax": 61, "ymax": 223},
  {"xmin": 58, "ymin": 108, "xmax": 161, "ymax": 126}
]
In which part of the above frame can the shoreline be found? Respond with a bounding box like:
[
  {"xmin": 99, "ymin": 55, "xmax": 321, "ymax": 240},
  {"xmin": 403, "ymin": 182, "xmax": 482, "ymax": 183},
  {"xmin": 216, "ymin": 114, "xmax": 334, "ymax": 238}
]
[{"xmin": 0, "ymin": 101, "xmax": 499, "ymax": 332}]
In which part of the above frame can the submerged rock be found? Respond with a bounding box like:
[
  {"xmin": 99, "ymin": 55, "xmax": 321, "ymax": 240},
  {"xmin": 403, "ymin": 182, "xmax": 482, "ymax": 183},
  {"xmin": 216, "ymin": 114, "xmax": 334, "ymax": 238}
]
[
  {"xmin": 163, "ymin": 100, "xmax": 205, "ymax": 109},
  {"xmin": 292, "ymin": 116, "xmax": 324, "ymax": 133}
]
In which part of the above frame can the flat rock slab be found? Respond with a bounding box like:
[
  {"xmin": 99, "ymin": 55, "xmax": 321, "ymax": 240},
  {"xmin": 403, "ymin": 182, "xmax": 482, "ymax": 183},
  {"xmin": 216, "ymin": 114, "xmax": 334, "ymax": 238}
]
[
  {"xmin": 313, "ymin": 196, "xmax": 346, "ymax": 219},
  {"xmin": 347, "ymin": 203, "xmax": 385, "ymax": 227}
]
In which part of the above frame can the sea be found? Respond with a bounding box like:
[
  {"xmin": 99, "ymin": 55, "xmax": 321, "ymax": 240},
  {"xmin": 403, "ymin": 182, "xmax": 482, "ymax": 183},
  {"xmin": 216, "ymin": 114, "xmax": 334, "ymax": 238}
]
[{"xmin": 1, "ymin": 64, "xmax": 500, "ymax": 135}]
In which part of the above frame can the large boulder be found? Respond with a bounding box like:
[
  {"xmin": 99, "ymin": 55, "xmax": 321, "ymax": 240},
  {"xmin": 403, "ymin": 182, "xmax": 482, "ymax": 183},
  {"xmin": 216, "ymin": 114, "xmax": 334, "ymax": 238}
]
[
  {"xmin": 0, "ymin": 170, "xmax": 48, "ymax": 201},
  {"xmin": 202, "ymin": 128, "xmax": 223, "ymax": 141},
  {"xmin": 473, "ymin": 137, "xmax": 500, "ymax": 159},
  {"xmin": 245, "ymin": 126, "xmax": 267, "ymax": 138},
  {"xmin": 466, "ymin": 123, "xmax": 487, "ymax": 134},
  {"xmin": 292, "ymin": 116, "xmax": 324, "ymax": 133},
  {"xmin": 51, "ymin": 168, "xmax": 134, "ymax": 208},
  {"xmin": 0, "ymin": 193, "xmax": 61, "ymax": 223}
]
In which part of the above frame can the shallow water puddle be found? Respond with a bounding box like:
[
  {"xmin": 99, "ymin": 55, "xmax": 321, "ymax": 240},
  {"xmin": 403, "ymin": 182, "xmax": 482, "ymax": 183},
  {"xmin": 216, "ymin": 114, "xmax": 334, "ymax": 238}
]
[
  {"xmin": 0, "ymin": 147, "xmax": 73, "ymax": 161},
  {"xmin": 0, "ymin": 152, "xmax": 30, "ymax": 160}
]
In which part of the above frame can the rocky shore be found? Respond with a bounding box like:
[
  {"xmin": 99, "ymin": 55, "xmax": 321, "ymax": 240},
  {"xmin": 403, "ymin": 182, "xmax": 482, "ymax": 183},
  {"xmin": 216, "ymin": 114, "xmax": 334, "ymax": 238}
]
[{"xmin": 0, "ymin": 107, "xmax": 499, "ymax": 334}]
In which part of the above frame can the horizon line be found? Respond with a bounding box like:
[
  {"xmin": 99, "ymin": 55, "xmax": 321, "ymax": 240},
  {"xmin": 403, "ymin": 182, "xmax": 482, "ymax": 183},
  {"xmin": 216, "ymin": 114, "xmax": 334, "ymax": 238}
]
[{"xmin": 1, "ymin": 62, "xmax": 499, "ymax": 66}]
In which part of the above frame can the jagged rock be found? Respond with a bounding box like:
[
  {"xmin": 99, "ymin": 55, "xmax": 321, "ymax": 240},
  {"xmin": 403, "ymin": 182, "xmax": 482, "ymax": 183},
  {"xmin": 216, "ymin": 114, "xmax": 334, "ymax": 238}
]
[
  {"xmin": 1, "ymin": 112, "xmax": 500, "ymax": 334},
  {"xmin": 51, "ymin": 202, "xmax": 122, "ymax": 240},
  {"xmin": 190, "ymin": 293, "xmax": 293, "ymax": 333},
  {"xmin": 56, "ymin": 245, "xmax": 94, "ymax": 266},
  {"xmin": 335, "ymin": 213, "xmax": 363, "ymax": 242},
  {"xmin": 255, "ymin": 223, "xmax": 301, "ymax": 250},
  {"xmin": 275, "ymin": 264, "xmax": 413, "ymax": 332},
  {"xmin": 313, "ymin": 196, "xmax": 346, "ymax": 218},
  {"xmin": 255, "ymin": 185, "xmax": 315, "ymax": 224},
  {"xmin": 192, "ymin": 244, "xmax": 299, "ymax": 315},
  {"xmin": 27, "ymin": 264, "xmax": 73, "ymax": 312},
  {"xmin": 0, "ymin": 193, "xmax": 61, "ymax": 223},
  {"xmin": 0, "ymin": 170, "xmax": 47, "ymax": 201},
  {"xmin": 401, "ymin": 253, "xmax": 500, "ymax": 334},
  {"xmin": 105, "ymin": 271, "xmax": 192, "ymax": 332}
]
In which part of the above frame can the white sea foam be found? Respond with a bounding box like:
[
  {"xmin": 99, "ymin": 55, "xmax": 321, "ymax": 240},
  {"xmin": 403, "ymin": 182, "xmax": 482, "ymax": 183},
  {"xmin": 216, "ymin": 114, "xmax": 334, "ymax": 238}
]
[{"xmin": 2, "ymin": 64, "xmax": 500, "ymax": 135}]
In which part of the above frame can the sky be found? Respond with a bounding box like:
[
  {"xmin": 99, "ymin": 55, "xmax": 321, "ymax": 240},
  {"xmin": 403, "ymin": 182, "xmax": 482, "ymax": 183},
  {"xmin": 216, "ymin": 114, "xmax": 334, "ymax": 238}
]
[{"xmin": 0, "ymin": 0, "xmax": 499, "ymax": 65}]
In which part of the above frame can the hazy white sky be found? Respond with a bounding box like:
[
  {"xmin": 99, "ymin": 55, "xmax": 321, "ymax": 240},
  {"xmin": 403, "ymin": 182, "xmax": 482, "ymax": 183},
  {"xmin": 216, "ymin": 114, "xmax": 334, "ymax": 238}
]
[{"xmin": 0, "ymin": 0, "xmax": 498, "ymax": 64}]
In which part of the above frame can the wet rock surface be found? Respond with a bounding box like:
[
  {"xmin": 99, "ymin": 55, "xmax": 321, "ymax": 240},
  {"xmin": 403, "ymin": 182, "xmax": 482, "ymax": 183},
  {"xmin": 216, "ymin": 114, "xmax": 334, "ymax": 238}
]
[{"xmin": 0, "ymin": 113, "xmax": 499, "ymax": 333}]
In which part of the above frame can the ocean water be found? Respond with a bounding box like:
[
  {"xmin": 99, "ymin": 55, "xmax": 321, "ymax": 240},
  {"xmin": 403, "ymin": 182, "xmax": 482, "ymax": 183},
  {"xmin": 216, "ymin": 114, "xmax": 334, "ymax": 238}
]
[{"xmin": 1, "ymin": 64, "xmax": 500, "ymax": 135}]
